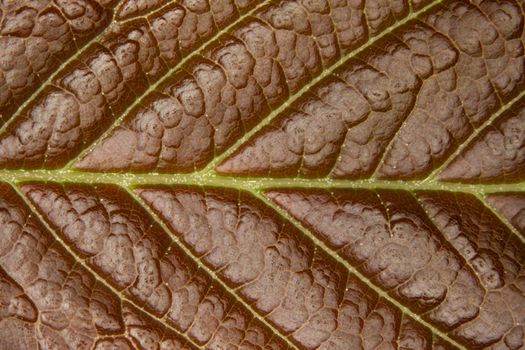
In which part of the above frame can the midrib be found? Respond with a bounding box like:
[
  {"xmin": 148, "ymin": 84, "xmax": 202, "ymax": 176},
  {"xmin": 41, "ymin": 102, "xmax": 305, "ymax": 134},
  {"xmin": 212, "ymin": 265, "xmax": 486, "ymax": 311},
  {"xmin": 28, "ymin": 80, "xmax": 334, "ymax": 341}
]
[{"xmin": 1, "ymin": 168, "xmax": 523, "ymax": 195}]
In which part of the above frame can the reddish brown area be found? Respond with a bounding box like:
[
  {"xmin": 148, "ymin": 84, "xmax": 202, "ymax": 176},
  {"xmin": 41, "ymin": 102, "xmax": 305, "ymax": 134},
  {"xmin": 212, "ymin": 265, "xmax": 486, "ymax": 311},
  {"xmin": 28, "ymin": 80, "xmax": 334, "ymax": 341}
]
[{"xmin": 0, "ymin": 0, "xmax": 524, "ymax": 349}]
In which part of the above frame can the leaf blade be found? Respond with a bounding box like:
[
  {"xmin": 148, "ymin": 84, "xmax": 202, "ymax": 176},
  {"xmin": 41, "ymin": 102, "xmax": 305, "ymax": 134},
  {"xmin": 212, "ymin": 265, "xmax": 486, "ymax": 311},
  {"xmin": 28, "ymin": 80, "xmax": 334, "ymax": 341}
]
[{"xmin": 0, "ymin": 0, "xmax": 524, "ymax": 348}]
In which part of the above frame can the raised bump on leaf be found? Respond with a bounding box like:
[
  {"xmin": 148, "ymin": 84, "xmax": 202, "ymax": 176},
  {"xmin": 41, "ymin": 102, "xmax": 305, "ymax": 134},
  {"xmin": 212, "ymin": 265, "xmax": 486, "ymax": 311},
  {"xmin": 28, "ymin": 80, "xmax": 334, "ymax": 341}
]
[
  {"xmin": 73, "ymin": 1, "xmax": 436, "ymax": 172},
  {"xmin": 0, "ymin": 0, "xmax": 261, "ymax": 169},
  {"xmin": 0, "ymin": 266, "xmax": 38, "ymax": 349},
  {"xmin": 0, "ymin": 0, "xmax": 523, "ymax": 348},
  {"xmin": 439, "ymin": 98, "xmax": 525, "ymax": 182},
  {"xmin": 416, "ymin": 191, "xmax": 525, "ymax": 349},
  {"xmin": 116, "ymin": 0, "xmax": 174, "ymax": 20},
  {"xmin": 74, "ymin": 0, "xmax": 425, "ymax": 172}
]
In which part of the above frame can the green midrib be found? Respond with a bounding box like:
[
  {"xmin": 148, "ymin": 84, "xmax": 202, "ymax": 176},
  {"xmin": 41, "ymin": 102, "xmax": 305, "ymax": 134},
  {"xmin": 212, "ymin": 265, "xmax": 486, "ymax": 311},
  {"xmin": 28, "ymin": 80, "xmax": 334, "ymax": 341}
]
[{"xmin": 1, "ymin": 168, "xmax": 523, "ymax": 195}]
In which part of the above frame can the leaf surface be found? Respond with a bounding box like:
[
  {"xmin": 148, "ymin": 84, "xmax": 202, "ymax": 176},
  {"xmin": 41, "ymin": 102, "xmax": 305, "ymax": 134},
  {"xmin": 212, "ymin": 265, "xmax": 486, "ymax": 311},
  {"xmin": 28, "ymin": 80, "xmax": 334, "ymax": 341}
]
[{"xmin": 0, "ymin": 0, "xmax": 524, "ymax": 349}]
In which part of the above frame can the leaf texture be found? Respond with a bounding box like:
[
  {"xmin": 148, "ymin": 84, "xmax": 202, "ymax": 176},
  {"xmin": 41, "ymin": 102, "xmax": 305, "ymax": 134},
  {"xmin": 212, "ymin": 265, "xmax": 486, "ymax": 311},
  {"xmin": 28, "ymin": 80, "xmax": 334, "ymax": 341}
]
[
  {"xmin": 217, "ymin": 0, "xmax": 525, "ymax": 179},
  {"xmin": 0, "ymin": 0, "xmax": 117, "ymax": 123},
  {"xmin": 485, "ymin": 192, "xmax": 525, "ymax": 236},
  {"xmin": 266, "ymin": 188, "xmax": 525, "ymax": 348},
  {"xmin": 0, "ymin": 0, "xmax": 524, "ymax": 349},
  {"xmin": 0, "ymin": 183, "xmax": 195, "ymax": 350},
  {"xmin": 21, "ymin": 183, "xmax": 291, "ymax": 349}
]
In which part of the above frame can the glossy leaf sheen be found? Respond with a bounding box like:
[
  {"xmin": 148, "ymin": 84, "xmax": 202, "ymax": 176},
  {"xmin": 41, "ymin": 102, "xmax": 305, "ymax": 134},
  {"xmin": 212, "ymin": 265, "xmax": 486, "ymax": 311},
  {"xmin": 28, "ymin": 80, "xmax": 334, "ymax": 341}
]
[{"xmin": 0, "ymin": 0, "xmax": 524, "ymax": 349}]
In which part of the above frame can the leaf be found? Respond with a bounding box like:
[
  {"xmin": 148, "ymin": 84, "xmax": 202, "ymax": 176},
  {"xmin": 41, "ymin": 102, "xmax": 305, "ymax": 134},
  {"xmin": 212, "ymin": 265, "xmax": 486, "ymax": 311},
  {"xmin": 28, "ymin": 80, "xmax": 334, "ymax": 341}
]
[{"xmin": 0, "ymin": 0, "xmax": 523, "ymax": 349}]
